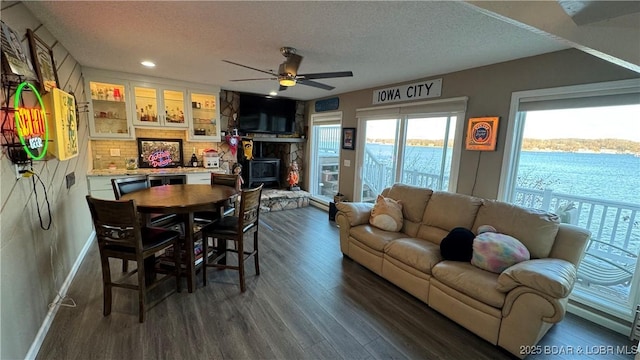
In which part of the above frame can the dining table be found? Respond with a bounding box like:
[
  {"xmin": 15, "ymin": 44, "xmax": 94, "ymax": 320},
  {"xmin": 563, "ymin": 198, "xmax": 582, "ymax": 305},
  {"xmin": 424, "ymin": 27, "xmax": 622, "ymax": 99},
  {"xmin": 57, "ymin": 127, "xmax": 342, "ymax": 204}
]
[{"xmin": 121, "ymin": 183, "xmax": 238, "ymax": 292}]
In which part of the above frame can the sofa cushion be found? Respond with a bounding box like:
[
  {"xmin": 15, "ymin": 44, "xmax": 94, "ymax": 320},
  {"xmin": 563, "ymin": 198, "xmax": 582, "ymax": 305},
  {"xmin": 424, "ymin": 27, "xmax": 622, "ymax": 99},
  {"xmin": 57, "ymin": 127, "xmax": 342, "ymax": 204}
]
[
  {"xmin": 472, "ymin": 200, "xmax": 560, "ymax": 259},
  {"xmin": 419, "ymin": 191, "xmax": 482, "ymax": 244},
  {"xmin": 387, "ymin": 184, "xmax": 433, "ymax": 223},
  {"xmin": 369, "ymin": 195, "xmax": 403, "ymax": 232},
  {"xmin": 440, "ymin": 227, "xmax": 475, "ymax": 261},
  {"xmin": 349, "ymin": 225, "xmax": 406, "ymax": 252},
  {"xmin": 384, "ymin": 238, "xmax": 442, "ymax": 274},
  {"xmin": 432, "ymin": 261, "xmax": 505, "ymax": 308},
  {"xmin": 471, "ymin": 232, "xmax": 530, "ymax": 273}
]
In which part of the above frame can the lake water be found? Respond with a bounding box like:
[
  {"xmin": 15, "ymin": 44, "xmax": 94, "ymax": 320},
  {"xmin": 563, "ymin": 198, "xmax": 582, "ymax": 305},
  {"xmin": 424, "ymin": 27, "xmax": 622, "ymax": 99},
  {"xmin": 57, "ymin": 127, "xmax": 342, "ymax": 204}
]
[{"xmin": 366, "ymin": 144, "xmax": 640, "ymax": 205}]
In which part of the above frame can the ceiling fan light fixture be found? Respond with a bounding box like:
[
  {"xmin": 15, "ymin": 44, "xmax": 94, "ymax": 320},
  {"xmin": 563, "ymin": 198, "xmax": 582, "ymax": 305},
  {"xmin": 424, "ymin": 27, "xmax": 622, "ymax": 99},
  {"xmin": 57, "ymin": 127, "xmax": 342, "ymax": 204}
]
[{"xmin": 278, "ymin": 75, "xmax": 296, "ymax": 87}]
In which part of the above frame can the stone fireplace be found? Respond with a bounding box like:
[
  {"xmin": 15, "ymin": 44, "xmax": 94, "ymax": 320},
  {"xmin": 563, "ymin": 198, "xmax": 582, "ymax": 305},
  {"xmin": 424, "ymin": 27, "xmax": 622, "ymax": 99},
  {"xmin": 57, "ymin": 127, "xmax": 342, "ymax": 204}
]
[{"xmin": 240, "ymin": 138, "xmax": 305, "ymax": 189}]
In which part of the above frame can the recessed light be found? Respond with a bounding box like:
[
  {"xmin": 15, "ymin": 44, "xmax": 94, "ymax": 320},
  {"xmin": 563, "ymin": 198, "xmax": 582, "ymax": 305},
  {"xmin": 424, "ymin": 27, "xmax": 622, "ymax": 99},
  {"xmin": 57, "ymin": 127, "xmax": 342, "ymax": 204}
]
[
  {"xmin": 141, "ymin": 61, "xmax": 156, "ymax": 68},
  {"xmin": 269, "ymin": 91, "xmax": 278, "ymax": 96}
]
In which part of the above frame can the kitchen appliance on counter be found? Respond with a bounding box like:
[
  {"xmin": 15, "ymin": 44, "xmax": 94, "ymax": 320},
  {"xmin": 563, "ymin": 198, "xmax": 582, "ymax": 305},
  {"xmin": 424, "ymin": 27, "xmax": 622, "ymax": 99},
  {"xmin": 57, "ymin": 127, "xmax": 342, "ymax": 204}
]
[{"xmin": 203, "ymin": 149, "xmax": 220, "ymax": 169}]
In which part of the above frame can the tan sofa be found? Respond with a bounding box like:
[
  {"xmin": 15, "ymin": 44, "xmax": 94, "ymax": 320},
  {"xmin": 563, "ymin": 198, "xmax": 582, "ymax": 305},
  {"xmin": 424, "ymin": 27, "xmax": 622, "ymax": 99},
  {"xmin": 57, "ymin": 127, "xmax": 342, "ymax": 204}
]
[{"xmin": 336, "ymin": 184, "xmax": 590, "ymax": 358}]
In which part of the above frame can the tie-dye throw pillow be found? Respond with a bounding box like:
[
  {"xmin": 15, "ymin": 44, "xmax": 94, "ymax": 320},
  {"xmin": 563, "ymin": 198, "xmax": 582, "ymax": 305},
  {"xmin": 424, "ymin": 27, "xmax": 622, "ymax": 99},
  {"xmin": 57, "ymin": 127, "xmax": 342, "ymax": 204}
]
[{"xmin": 471, "ymin": 232, "xmax": 530, "ymax": 273}]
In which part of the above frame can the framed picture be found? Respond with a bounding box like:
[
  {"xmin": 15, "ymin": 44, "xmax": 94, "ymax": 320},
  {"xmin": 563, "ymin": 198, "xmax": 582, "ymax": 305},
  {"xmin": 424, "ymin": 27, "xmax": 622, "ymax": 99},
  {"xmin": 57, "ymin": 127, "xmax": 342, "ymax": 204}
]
[
  {"xmin": 27, "ymin": 29, "xmax": 59, "ymax": 92},
  {"xmin": 342, "ymin": 127, "xmax": 356, "ymax": 150},
  {"xmin": 137, "ymin": 138, "xmax": 184, "ymax": 168},
  {"xmin": 465, "ymin": 116, "xmax": 500, "ymax": 151},
  {"xmin": 0, "ymin": 21, "xmax": 37, "ymax": 79}
]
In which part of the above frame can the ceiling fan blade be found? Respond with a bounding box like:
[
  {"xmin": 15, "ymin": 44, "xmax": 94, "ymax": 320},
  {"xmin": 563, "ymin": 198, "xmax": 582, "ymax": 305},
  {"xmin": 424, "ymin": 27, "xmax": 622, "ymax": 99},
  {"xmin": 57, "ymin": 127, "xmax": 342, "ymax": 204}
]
[
  {"xmin": 222, "ymin": 60, "xmax": 277, "ymax": 76},
  {"xmin": 229, "ymin": 77, "xmax": 277, "ymax": 82},
  {"xmin": 298, "ymin": 71, "xmax": 353, "ymax": 80},
  {"xmin": 297, "ymin": 79, "xmax": 335, "ymax": 90},
  {"xmin": 278, "ymin": 85, "xmax": 288, "ymax": 92}
]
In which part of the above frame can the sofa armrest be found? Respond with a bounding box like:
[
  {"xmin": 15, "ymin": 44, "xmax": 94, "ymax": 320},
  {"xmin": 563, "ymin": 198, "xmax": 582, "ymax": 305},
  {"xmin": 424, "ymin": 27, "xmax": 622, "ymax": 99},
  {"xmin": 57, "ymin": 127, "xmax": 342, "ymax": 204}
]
[
  {"xmin": 497, "ymin": 259, "xmax": 577, "ymax": 298},
  {"xmin": 335, "ymin": 202, "xmax": 374, "ymax": 227},
  {"xmin": 335, "ymin": 202, "xmax": 374, "ymax": 256}
]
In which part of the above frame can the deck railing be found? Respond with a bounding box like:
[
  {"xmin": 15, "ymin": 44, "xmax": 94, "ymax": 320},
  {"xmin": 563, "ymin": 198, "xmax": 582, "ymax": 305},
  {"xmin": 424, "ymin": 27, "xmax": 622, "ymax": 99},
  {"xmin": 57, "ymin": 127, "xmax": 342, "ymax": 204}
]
[
  {"xmin": 513, "ymin": 187, "xmax": 640, "ymax": 257},
  {"xmin": 362, "ymin": 148, "xmax": 447, "ymax": 200}
]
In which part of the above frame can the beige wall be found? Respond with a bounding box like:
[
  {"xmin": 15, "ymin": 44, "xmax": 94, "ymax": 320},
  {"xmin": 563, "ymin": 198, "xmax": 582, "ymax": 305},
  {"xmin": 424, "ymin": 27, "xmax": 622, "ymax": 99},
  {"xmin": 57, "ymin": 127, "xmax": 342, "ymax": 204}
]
[
  {"xmin": 0, "ymin": 3, "xmax": 93, "ymax": 359},
  {"xmin": 307, "ymin": 49, "xmax": 639, "ymax": 202}
]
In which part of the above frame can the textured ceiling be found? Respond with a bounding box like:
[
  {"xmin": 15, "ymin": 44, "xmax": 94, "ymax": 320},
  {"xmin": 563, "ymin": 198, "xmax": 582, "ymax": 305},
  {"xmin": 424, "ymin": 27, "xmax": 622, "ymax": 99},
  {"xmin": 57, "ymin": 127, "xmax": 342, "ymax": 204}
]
[{"xmin": 24, "ymin": 1, "xmax": 569, "ymax": 100}]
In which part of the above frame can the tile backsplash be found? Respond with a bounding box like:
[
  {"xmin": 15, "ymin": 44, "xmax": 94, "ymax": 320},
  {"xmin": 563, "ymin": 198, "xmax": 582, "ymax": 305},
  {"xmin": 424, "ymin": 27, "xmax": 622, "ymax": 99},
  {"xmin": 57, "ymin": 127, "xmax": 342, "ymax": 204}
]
[{"xmin": 91, "ymin": 128, "xmax": 235, "ymax": 170}]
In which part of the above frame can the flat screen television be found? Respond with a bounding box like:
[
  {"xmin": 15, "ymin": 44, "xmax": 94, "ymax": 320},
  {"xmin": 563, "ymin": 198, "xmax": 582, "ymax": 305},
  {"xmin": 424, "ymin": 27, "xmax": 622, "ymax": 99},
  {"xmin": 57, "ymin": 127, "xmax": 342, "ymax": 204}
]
[{"xmin": 237, "ymin": 93, "xmax": 296, "ymax": 134}]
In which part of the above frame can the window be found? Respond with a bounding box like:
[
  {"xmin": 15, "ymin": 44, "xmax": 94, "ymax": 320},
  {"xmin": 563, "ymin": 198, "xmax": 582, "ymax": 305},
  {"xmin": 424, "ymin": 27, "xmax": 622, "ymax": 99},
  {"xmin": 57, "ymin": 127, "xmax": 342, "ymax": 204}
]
[
  {"xmin": 309, "ymin": 112, "xmax": 341, "ymax": 204},
  {"xmin": 499, "ymin": 79, "xmax": 640, "ymax": 328},
  {"xmin": 355, "ymin": 97, "xmax": 467, "ymax": 202}
]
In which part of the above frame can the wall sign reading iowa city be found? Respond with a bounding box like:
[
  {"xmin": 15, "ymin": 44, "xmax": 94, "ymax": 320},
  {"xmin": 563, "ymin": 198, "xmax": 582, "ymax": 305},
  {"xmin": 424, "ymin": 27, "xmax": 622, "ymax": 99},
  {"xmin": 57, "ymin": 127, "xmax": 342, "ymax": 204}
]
[{"xmin": 372, "ymin": 78, "xmax": 442, "ymax": 105}]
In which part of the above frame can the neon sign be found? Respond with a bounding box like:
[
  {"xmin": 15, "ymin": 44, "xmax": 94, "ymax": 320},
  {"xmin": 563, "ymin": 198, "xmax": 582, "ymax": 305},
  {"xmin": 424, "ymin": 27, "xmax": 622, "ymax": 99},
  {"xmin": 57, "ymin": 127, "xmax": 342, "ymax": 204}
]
[
  {"xmin": 148, "ymin": 150, "xmax": 172, "ymax": 167},
  {"xmin": 14, "ymin": 82, "xmax": 49, "ymax": 160}
]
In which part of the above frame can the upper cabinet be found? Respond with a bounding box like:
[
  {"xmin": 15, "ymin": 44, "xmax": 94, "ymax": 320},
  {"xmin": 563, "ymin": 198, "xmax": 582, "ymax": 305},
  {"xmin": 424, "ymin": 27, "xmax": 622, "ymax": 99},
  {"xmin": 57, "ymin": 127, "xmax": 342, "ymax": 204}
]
[
  {"xmin": 132, "ymin": 83, "xmax": 187, "ymax": 128},
  {"xmin": 83, "ymin": 68, "xmax": 219, "ymax": 140},
  {"xmin": 187, "ymin": 90, "xmax": 221, "ymax": 142},
  {"xmin": 87, "ymin": 79, "xmax": 134, "ymax": 139}
]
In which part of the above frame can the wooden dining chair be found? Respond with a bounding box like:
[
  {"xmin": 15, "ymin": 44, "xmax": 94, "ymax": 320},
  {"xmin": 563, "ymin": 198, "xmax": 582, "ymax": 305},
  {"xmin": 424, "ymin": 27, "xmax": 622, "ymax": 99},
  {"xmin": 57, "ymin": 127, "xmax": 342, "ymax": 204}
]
[
  {"xmin": 112, "ymin": 175, "xmax": 180, "ymax": 271},
  {"xmin": 194, "ymin": 173, "xmax": 241, "ymax": 224},
  {"xmin": 212, "ymin": 173, "xmax": 241, "ymax": 216},
  {"xmin": 86, "ymin": 195, "xmax": 182, "ymax": 323},
  {"xmin": 200, "ymin": 184, "xmax": 263, "ymax": 292}
]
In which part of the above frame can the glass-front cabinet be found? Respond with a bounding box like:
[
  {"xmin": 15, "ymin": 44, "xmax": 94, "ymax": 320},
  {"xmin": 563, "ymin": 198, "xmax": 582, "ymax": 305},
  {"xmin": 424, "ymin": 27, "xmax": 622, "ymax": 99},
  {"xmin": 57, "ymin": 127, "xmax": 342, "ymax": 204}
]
[
  {"xmin": 187, "ymin": 90, "xmax": 221, "ymax": 141},
  {"xmin": 87, "ymin": 80, "xmax": 134, "ymax": 139},
  {"xmin": 132, "ymin": 83, "xmax": 187, "ymax": 128}
]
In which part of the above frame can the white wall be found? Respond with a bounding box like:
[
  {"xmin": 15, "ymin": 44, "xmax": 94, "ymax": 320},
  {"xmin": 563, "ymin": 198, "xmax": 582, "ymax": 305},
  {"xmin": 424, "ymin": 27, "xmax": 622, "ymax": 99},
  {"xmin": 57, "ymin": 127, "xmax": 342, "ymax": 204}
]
[{"xmin": 1, "ymin": 2, "xmax": 93, "ymax": 359}]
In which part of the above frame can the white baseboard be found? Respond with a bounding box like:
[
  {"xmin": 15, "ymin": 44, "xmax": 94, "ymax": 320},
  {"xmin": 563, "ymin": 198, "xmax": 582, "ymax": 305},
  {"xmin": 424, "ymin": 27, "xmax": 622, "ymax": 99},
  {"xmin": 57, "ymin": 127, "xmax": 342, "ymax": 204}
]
[
  {"xmin": 25, "ymin": 231, "xmax": 95, "ymax": 360},
  {"xmin": 310, "ymin": 198, "xmax": 329, "ymax": 211},
  {"xmin": 568, "ymin": 302, "xmax": 632, "ymax": 336}
]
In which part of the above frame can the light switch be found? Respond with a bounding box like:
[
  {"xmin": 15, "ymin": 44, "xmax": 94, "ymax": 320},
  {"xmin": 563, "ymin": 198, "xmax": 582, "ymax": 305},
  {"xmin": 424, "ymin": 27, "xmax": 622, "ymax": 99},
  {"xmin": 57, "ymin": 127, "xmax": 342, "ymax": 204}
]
[
  {"xmin": 110, "ymin": 148, "xmax": 121, "ymax": 156},
  {"xmin": 344, "ymin": 159, "xmax": 351, "ymax": 167}
]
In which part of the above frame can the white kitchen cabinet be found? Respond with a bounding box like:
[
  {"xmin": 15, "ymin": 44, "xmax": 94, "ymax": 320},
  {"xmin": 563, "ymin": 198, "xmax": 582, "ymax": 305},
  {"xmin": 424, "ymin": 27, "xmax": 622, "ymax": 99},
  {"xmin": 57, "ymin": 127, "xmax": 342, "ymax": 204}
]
[
  {"xmin": 86, "ymin": 78, "xmax": 135, "ymax": 139},
  {"xmin": 87, "ymin": 176, "xmax": 118, "ymax": 199},
  {"xmin": 186, "ymin": 170, "xmax": 226, "ymax": 184},
  {"xmin": 132, "ymin": 83, "xmax": 188, "ymax": 128},
  {"xmin": 187, "ymin": 90, "xmax": 221, "ymax": 142}
]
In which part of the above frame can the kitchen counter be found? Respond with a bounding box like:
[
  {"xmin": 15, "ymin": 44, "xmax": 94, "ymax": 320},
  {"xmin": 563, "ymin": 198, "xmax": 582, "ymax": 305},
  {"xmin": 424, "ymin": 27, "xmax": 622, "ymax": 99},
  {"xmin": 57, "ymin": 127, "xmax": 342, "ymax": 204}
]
[{"xmin": 88, "ymin": 167, "xmax": 226, "ymax": 176}]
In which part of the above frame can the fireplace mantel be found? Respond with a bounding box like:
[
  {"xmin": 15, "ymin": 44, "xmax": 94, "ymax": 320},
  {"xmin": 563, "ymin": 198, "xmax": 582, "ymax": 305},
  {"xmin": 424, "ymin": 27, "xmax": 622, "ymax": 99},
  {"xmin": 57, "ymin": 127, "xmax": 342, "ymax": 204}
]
[{"xmin": 250, "ymin": 137, "xmax": 306, "ymax": 143}]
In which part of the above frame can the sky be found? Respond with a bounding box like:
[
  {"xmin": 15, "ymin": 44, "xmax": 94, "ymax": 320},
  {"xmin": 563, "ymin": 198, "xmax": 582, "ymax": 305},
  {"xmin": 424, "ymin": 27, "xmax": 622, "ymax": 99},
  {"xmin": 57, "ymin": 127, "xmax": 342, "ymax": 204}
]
[
  {"xmin": 523, "ymin": 105, "xmax": 640, "ymax": 142},
  {"xmin": 364, "ymin": 104, "xmax": 640, "ymax": 142}
]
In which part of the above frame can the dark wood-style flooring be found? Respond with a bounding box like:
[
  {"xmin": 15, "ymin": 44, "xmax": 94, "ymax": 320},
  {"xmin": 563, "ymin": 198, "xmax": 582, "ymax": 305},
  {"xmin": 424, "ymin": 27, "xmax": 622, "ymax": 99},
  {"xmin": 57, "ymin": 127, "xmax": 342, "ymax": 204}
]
[{"xmin": 37, "ymin": 206, "xmax": 635, "ymax": 359}]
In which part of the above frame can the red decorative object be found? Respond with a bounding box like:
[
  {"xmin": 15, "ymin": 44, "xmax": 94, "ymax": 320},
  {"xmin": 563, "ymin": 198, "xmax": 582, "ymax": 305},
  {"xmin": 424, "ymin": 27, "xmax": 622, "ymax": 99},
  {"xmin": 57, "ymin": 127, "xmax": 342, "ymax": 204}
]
[{"xmin": 226, "ymin": 134, "xmax": 240, "ymax": 155}]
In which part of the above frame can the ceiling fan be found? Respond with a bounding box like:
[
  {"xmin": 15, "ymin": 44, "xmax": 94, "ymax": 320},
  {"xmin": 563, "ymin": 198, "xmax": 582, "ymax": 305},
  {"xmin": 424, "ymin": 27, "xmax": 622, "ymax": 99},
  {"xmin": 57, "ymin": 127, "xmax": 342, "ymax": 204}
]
[{"xmin": 224, "ymin": 47, "xmax": 353, "ymax": 91}]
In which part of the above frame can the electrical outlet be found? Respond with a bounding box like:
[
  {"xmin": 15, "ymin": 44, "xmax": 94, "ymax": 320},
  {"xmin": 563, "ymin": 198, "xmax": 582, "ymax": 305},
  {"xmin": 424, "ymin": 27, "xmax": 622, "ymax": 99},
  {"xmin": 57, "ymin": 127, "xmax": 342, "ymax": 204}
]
[
  {"xmin": 14, "ymin": 164, "xmax": 29, "ymax": 180},
  {"xmin": 110, "ymin": 149, "xmax": 121, "ymax": 156},
  {"xmin": 66, "ymin": 172, "xmax": 75, "ymax": 189}
]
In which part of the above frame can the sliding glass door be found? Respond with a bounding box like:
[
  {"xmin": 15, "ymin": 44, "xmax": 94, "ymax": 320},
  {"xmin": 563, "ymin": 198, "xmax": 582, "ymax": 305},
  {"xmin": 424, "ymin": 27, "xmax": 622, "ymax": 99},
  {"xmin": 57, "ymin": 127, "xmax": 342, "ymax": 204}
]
[
  {"xmin": 309, "ymin": 112, "xmax": 341, "ymax": 204},
  {"xmin": 361, "ymin": 118, "xmax": 400, "ymax": 201},
  {"xmin": 354, "ymin": 98, "xmax": 466, "ymax": 202}
]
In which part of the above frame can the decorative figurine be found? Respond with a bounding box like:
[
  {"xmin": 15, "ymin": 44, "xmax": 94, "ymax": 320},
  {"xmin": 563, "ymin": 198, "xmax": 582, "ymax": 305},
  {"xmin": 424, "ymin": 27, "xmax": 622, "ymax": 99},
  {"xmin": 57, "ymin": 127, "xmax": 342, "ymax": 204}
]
[
  {"xmin": 242, "ymin": 138, "xmax": 254, "ymax": 160},
  {"xmin": 232, "ymin": 162, "xmax": 244, "ymax": 189},
  {"xmin": 287, "ymin": 161, "xmax": 300, "ymax": 191}
]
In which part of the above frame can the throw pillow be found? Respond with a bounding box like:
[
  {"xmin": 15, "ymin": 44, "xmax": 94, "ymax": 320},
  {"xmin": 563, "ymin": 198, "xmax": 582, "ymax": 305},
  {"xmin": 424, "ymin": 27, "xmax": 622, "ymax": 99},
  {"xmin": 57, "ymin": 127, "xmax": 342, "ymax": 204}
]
[
  {"xmin": 440, "ymin": 227, "xmax": 475, "ymax": 261},
  {"xmin": 471, "ymin": 232, "xmax": 530, "ymax": 273},
  {"xmin": 369, "ymin": 195, "xmax": 403, "ymax": 232}
]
